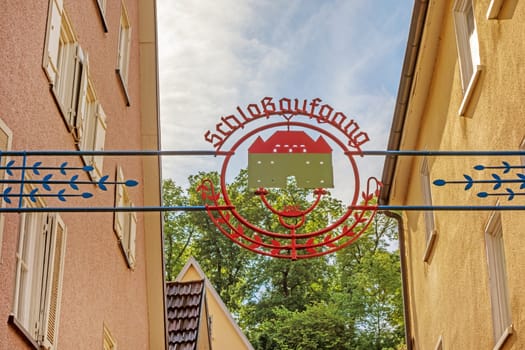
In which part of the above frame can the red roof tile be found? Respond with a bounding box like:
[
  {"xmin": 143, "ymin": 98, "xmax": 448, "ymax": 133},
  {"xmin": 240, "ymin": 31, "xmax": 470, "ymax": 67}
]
[{"xmin": 166, "ymin": 280, "xmax": 206, "ymax": 350}]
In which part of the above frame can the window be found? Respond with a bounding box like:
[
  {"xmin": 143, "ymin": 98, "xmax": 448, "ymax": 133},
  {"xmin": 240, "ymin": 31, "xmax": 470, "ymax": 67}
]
[
  {"xmin": 114, "ymin": 166, "xmax": 137, "ymax": 269},
  {"xmin": 77, "ymin": 79, "xmax": 107, "ymax": 180},
  {"xmin": 43, "ymin": 0, "xmax": 88, "ymax": 133},
  {"xmin": 11, "ymin": 208, "xmax": 67, "ymax": 349},
  {"xmin": 103, "ymin": 324, "xmax": 117, "ymax": 350},
  {"xmin": 454, "ymin": 0, "xmax": 483, "ymax": 116},
  {"xmin": 116, "ymin": 1, "xmax": 132, "ymax": 105},
  {"xmin": 421, "ymin": 158, "xmax": 437, "ymax": 261},
  {"xmin": 0, "ymin": 119, "xmax": 13, "ymax": 260},
  {"xmin": 95, "ymin": 0, "xmax": 108, "ymax": 32},
  {"xmin": 434, "ymin": 336, "xmax": 443, "ymax": 350},
  {"xmin": 484, "ymin": 211, "xmax": 512, "ymax": 348}
]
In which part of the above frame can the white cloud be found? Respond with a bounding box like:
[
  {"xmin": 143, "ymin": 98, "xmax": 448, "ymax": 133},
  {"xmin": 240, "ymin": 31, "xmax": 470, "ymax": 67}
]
[{"xmin": 157, "ymin": 0, "xmax": 412, "ymax": 195}]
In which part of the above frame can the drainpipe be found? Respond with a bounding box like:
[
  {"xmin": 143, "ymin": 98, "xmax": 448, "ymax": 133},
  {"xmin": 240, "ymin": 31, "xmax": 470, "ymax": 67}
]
[{"xmin": 384, "ymin": 210, "xmax": 413, "ymax": 350}]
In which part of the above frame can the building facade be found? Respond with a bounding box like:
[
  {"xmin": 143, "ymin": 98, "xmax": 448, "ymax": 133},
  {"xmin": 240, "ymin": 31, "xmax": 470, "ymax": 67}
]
[
  {"xmin": 381, "ymin": 1, "xmax": 524, "ymax": 349},
  {"xmin": 0, "ymin": 0, "xmax": 165, "ymax": 349},
  {"xmin": 174, "ymin": 258, "xmax": 255, "ymax": 350}
]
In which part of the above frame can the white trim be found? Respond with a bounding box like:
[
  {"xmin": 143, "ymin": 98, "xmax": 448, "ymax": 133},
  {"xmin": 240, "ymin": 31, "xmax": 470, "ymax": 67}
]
[
  {"xmin": 484, "ymin": 208, "xmax": 512, "ymax": 344},
  {"xmin": 175, "ymin": 257, "xmax": 255, "ymax": 350},
  {"xmin": 420, "ymin": 157, "xmax": 437, "ymax": 262},
  {"xmin": 434, "ymin": 335, "xmax": 443, "ymax": 350},
  {"xmin": 493, "ymin": 324, "xmax": 512, "ymax": 350},
  {"xmin": 454, "ymin": 0, "xmax": 481, "ymax": 95},
  {"xmin": 458, "ymin": 65, "xmax": 483, "ymax": 116},
  {"xmin": 423, "ymin": 229, "xmax": 437, "ymax": 262},
  {"xmin": 487, "ymin": 0, "xmax": 505, "ymax": 19},
  {"xmin": 0, "ymin": 118, "xmax": 12, "ymax": 261}
]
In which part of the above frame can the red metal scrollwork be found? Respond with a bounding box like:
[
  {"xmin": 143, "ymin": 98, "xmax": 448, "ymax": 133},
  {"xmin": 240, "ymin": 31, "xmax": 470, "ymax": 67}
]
[{"xmin": 199, "ymin": 99, "xmax": 381, "ymax": 259}]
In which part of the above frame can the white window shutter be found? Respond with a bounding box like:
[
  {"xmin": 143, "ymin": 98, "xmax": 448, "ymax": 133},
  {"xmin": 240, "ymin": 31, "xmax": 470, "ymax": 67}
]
[
  {"xmin": 114, "ymin": 167, "xmax": 125, "ymax": 240},
  {"xmin": 127, "ymin": 211, "xmax": 137, "ymax": 268},
  {"xmin": 74, "ymin": 53, "xmax": 89, "ymax": 143},
  {"xmin": 40, "ymin": 214, "xmax": 67, "ymax": 350},
  {"xmin": 92, "ymin": 103, "xmax": 107, "ymax": 179},
  {"xmin": 66, "ymin": 45, "xmax": 85, "ymax": 130},
  {"xmin": 43, "ymin": 0, "xmax": 64, "ymax": 85}
]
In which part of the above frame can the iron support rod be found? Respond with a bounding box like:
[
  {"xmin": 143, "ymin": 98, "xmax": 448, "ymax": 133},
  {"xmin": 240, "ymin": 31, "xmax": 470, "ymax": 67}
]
[{"xmin": 0, "ymin": 204, "xmax": 523, "ymax": 213}]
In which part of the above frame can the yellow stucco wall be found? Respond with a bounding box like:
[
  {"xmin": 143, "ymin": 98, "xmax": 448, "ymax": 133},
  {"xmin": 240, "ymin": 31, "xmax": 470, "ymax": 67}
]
[{"xmin": 391, "ymin": 1, "xmax": 524, "ymax": 349}]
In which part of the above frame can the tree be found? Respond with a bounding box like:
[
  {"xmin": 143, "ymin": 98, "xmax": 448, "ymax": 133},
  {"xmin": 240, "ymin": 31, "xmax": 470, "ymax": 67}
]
[{"xmin": 162, "ymin": 173, "xmax": 405, "ymax": 349}]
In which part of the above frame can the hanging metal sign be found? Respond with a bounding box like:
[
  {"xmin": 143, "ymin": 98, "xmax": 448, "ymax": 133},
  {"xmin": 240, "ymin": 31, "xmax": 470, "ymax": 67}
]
[
  {"xmin": 198, "ymin": 97, "xmax": 381, "ymax": 259},
  {"xmin": 2, "ymin": 98, "xmax": 525, "ymax": 259}
]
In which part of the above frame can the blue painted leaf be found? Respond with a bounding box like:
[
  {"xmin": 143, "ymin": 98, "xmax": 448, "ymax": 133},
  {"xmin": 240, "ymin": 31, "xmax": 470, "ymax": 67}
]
[
  {"xmin": 463, "ymin": 175, "xmax": 473, "ymax": 190},
  {"xmin": 506, "ymin": 188, "xmax": 515, "ymax": 201},
  {"xmin": 29, "ymin": 188, "xmax": 38, "ymax": 203},
  {"xmin": 83, "ymin": 165, "xmax": 94, "ymax": 172},
  {"xmin": 125, "ymin": 180, "xmax": 139, "ymax": 187},
  {"xmin": 6, "ymin": 160, "xmax": 14, "ymax": 176},
  {"xmin": 98, "ymin": 175, "xmax": 109, "ymax": 191},
  {"xmin": 3, "ymin": 187, "xmax": 12, "ymax": 204},
  {"xmin": 433, "ymin": 179, "xmax": 446, "ymax": 186},
  {"xmin": 58, "ymin": 189, "xmax": 66, "ymax": 202},
  {"xmin": 518, "ymin": 173, "xmax": 525, "ymax": 180},
  {"xmin": 502, "ymin": 161, "xmax": 511, "ymax": 174},
  {"xmin": 492, "ymin": 174, "xmax": 502, "ymax": 190},
  {"xmin": 69, "ymin": 174, "xmax": 79, "ymax": 190},
  {"xmin": 474, "ymin": 165, "xmax": 484, "ymax": 171},
  {"xmin": 60, "ymin": 162, "xmax": 68, "ymax": 175},
  {"xmin": 32, "ymin": 161, "xmax": 42, "ymax": 175},
  {"xmin": 43, "ymin": 174, "xmax": 53, "ymax": 191},
  {"xmin": 81, "ymin": 192, "xmax": 93, "ymax": 199},
  {"xmin": 477, "ymin": 192, "xmax": 488, "ymax": 198}
]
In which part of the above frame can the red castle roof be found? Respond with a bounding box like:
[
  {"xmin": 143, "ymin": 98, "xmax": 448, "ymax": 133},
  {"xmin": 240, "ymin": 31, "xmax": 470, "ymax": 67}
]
[{"xmin": 248, "ymin": 131, "xmax": 332, "ymax": 154}]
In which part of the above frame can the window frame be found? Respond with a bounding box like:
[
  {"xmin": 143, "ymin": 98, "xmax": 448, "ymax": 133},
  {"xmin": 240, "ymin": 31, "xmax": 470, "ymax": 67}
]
[
  {"xmin": 95, "ymin": 0, "xmax": 109, "ymax": 32},
  {"xmin": 114, "ymin": 166, "xmax": 137, "ymax": 269},
  {"xmin": 484, "ymin": 210, "xmax": 513, "ymax": 348},
  {"xmin": 116, "ymin": 1, "xmax": 132, "ymax": 106},
  {"xmin": 420, "ymin": 157, "xmax": 437, "ymax": 262},
  {"xmin": 453, "ymin": 0, "xmax": 483, "ymax": 116},
  {"xmin": 77, "ymin": 78, "xmax": 107, "ymax": 181},
  {"xmin": 103, "ymin": 323, "xmax": 117, "ymax": 350},
  {"xmin": 11, "ymin": 198, "xmax": 67, "ymax": 350},
  {"xmin": 43, "ymin": 0, "xmax": 90, "ymax": 133},
  {"xmin": 0, "ymin": 118, "xmax": 13, "ymax": 260}
]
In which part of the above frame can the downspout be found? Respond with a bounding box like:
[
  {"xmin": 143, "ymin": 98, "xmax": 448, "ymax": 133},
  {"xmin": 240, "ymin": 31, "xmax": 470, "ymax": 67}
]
[
  {"xmin": 383, "ymin": 210, "xmax": 412, "ymax": 350},
  {"xmin": 380, "ymin": 1, "xmax": 429, "ymax": 347}
]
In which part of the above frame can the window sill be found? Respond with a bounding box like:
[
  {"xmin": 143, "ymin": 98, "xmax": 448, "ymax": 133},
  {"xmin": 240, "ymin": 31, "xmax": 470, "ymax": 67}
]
[
  {"xmin": 493, "ymin": 324, "xmax": 513, "ymax": 350},
  {"xmin": 423, "ymin": 229, "xmax": 437, "ymax": 262},
  {"xmin": 95, "ymin": 2, "xmax": 109, "ymax": 33},
  {"xmin": 7, "ymin": 315, "xmax": 39, "ymax": 349},
  {"xmin": 458, "ymin": 65, "xmax": 483, "ymax": 117},
  {"xmin": 487, "ymin": 0, "xmax": 504, "ymax": 19},
  {"xmin": 116, "ymin": 69, "xmax": 131, "ymax": 106}
]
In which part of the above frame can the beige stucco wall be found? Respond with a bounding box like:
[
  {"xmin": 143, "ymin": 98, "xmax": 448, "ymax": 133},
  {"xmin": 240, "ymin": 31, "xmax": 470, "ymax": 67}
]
[
  {"xmin": 391, "ymin": 0, "xmax": 524, "ymax": 349},
  {"xmin": 0, "ymin": 0, "xmax": 164, "ymax": 349}
]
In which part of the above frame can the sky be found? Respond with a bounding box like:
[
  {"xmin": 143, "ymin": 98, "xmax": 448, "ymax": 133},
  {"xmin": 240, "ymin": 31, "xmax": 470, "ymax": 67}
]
[{"xmin": 157, "ymin": 0, "xmax": 413, "ymax": 200}]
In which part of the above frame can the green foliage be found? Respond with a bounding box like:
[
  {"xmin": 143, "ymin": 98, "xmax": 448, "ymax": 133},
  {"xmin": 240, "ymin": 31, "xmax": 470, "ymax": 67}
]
[{"xmin": 162, "ymin": 173, "xmax": 405, "ymax": 349}]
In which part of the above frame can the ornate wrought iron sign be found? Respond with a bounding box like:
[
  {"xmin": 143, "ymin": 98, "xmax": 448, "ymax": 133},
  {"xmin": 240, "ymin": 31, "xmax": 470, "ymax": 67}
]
[{"xmin": 198, "ymin": 97, "xmax": 381, "ymax": 259}]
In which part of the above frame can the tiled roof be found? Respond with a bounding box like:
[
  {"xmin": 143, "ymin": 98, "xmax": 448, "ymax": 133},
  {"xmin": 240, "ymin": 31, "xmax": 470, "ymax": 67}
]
[{"xmin": 166, "ymin": 280, "xmax": 205, "ymax": 350}]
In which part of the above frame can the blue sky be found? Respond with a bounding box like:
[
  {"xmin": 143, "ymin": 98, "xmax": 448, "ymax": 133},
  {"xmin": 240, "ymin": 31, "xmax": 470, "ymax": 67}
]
[{"xmin": 157, "ymin": 0, "xmax": 413, "ymax": 198}]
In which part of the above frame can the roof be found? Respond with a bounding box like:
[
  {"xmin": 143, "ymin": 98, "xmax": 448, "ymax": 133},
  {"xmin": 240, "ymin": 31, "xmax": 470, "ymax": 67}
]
[
  {"xmin": 379, "ymin": 0, "xmax": 430, "ymax": 205},
  {"xmin": 176, "ymin": 257, "xmax": 255, "ymax": 350},
  {"xmin": 166, "ymin": 280, "xmax": 206, "ymax": 350},
  {"xmin": 248, "ymin": 130, "xmax": 332, "ymax": 154}
]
